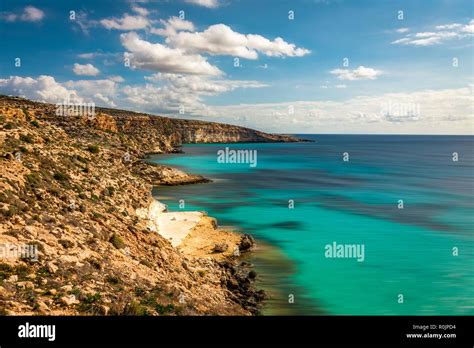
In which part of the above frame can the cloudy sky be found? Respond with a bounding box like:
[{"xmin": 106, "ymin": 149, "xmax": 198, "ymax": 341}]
[{"xmin": 0, "ymin": 0, "xmax": 473, "ymax": 134}]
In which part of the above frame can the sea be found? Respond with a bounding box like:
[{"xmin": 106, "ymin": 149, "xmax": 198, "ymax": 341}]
[{"xmin": 148, "ymin": 135, "xmax": 474, "ymax": 315}]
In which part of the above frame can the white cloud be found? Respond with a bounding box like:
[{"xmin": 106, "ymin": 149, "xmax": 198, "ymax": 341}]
[
  {"xmin": 435, "ymin": 23, "xmax": 462, "ymax": 30},
  {"xmin": 120, "ymin": 32, "xmax": 222, "ymax": 75},
  {"xmin": 70, "ymin": 11, "xmax": 99, "ymax": 35},
  {"xmin": 185, "ymin": 0, "xmax": 221, "ymax": 8},
  {"xmin": 392, "ymin": 19, "xmax": 474, "ymax": 46},
  {"xmin": 330, "ymin": 66, "xmax": 382, "ymax": 81},
  {"xmin": 1, "ymin": 6, "xmax": 44, "ymax": 22},
  {"xmin": 146, "ymin": 72, "xmax": 267, "ymax": 93},
  {"xmin": 203, "ymin": 86, "xmax": 474, "ymax": 134},
  {"xmin": 0, "ymin": 75, "xmax": 120, "ymax": 107},
  {"xmin": 92, "ymin": 93, "xmax": 116, "ymax": 107},
  {"xmin": 395, "ymin": 28, "xmax": 409, "ymax": 33},
  {"xmin": 131, "ymin": 5, "xmax": 149, "ymax": 16},
  {"xmin": 63, "ymin": 79, "xmax": 118, "ymax": 107},
  {"xmin": 320, "ymin": 83, "xmax": 347, "ymax": 89},
  {"xmin": 21, "ymin": 6, "xmax": 44, "ymax": 21},
  {"xmin": 109, "ymin": 75, "xmax": 125, "ymax": 83},
  {"xmin": 64, "ymin": 79, "xmax": 117, "ymax": 96},
  {"xmin": 120, "ymin": 73, "xmax": 267, "ymax": 114},
  {"xmin": 461, "ymin": 19, "xmax": 474, "ymax": 33},
  {"xmin": 73, "ymin": 63, "xmax": 100, "ymax": 76},
  {"xmin": 164, "ymin": 23, "xmax": 311, "ymax": 59},
  {"xmin": 101, "ymin": 13, "xmax": 150, "ymax": 30},
  {"xmin": 77, "ymin": 52, "xmax": 96, "ymax": 59},
  {"xmin": 151, "ymin": 16, "xmax": 195, "ymax": 36},
  {"xmin": 0, "ymin": 75, "xmax": 79, "ymax": 103},
  {"xmin": 77, "ymin": 51, "xmax": 120, "ymax": 62}
]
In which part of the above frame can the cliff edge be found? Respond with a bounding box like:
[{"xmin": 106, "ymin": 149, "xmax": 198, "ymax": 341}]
[{"xmin": 0, "ymin": 95, "xmax": 276, "ymax": 316}]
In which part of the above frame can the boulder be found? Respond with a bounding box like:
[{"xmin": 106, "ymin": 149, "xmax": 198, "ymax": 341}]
[
  {"xmin": 60, "ymin": 294, "xmax": 79, "ymax": 306},
  {"xmin": 47, "ymin": 262, "xmax": 58, "ymax": 274},
  {"xmin": 239, "ymin": 234, "xmax": 256, "ymax": 252},
  {"xmin": 212, "ymin": 242, "xmax": 228, "ymax": 253}
]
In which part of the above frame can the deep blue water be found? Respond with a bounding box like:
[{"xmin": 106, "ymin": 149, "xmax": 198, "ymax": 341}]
[{"xmin": 149, "ymin": 135, "xmax": 474, "ymax": 315}]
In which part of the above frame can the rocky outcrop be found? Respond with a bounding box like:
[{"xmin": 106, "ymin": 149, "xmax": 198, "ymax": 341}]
[
  {"xmin": 169, "ymin": 119, "xmax": 300, "ymax": 144},
  {"xmin": 0, "ymin": 96, "xmax": 301, "ymax": 158},
  {"xmin": 239, "ymin": 234, "xmax": 256, "ymax": 252},
  {"xmin": 0, "ymin": 97, "xmax": 269, "ymax": 316},
  {"xmin": 132, "ymin": 161, "xmax": 211, "ymax": 186}
]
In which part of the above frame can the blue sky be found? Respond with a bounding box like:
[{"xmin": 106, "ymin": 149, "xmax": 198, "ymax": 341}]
[{"xmin": 0, "ymin": 0, "xmax": 473, "ymax": 134}]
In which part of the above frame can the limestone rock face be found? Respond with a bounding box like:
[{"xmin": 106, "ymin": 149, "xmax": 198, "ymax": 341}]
[{"xmin": 1, "ymin": 96, "xmax": 300, "ymax": 158}]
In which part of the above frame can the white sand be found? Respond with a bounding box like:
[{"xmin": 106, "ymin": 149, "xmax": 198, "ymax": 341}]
[
  {"xmin": 155, "ymin": 211, "xmax": 204, "ymax": 247},
  {"xmin": 137, "ymin": 199, "xmax": 205, "ymax": 247}
]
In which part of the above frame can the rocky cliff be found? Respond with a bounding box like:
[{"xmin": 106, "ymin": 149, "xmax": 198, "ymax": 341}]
[
  {"xmin": 0, "ymin": 96, "xmax": 300, "ymax": 155},
  {"xmin": 0, "ymin": 95, "xmax": 275, "ymax": 316}
]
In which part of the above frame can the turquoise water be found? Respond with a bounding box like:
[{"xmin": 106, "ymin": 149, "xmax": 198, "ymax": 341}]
[{"xmin": 149, "ymin": 135, "xmax": 474, "ymax": 315}]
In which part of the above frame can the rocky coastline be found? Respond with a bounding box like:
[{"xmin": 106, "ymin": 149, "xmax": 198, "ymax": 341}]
[{"xmin": 0, "ymin": 95, "xmax": 297, "ymax": 315}]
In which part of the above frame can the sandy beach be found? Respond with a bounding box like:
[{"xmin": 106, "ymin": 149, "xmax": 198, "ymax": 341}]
[{"xmin": 139, "ymin": 199, "xmax": 243, "ymax": 260}]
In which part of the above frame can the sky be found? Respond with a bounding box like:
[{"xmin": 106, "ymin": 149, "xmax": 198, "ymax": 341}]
[{"xmin": 0, "ymin": 0, "xmax": 473, "ymax": 134}]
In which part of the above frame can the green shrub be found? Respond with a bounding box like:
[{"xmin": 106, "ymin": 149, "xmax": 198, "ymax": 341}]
[
  {"xmin": 155, "ymin": 303, "xmax": 175, "ymax": 315},
  {"xmin": 22, "ymin": 108, "xmax": 30, "ymax": 120},
  {"xmin": 30, "ymin": 120, "xmax": 40, "ymax": 128},
  {"xmin": 75, "ymin": 155, "xmax": 88, "ymax": 163},
  {"xmin": 25, "ymin": 173, "xmax": 41, "ymax": 188},
  {"xmin": 110, "ymin": 234, "xmax": 125, "ymax": 249},
  {"xmin": 105, "ymin": 275, "xmax": 121, "ymax": 285},
  {"xmin": 122, "ymin": 301, "xmax": 148, "ymax": 316},
  {"xmin": 134, "ymin": 287, "xmax": 146, "ymax": 297},
  {"xmin": 0, "ymin": 263, "xmax": 14, "ymax": 281},
  {"xmin": 0, "ymin": 264, "xmax": 30, "ymax": 281},
  {"xmin": 92, "ymin": 212, "xmax": 104, "ymax": 220},
  {"xmin": 87, "ymin": 145, "xmax": 100, "ymax": 154},
  {"xmin": 59, "ymin": 239, "xmax": 74, "ymax": 249},
  {"xmin": 3, "ymin": 206, "xmax": 18, "ymax": 217},
  {"xmin": 20, "ymin": 134, "xmax": 34, "ymax": 144},
  {"xmin": 77, "ymin": 293, "xmax": 102, "ymax": 314},
  {"xmin": 53, "ymin": 172, "xmax": 68, "ymax": 182},
  {"xmin": 106, "ymin": 186, "xmax": 115, "ymax": 196},
  {"xmin": 19, "ymin": 146, "xmax": 28, "ymax": 153}
]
